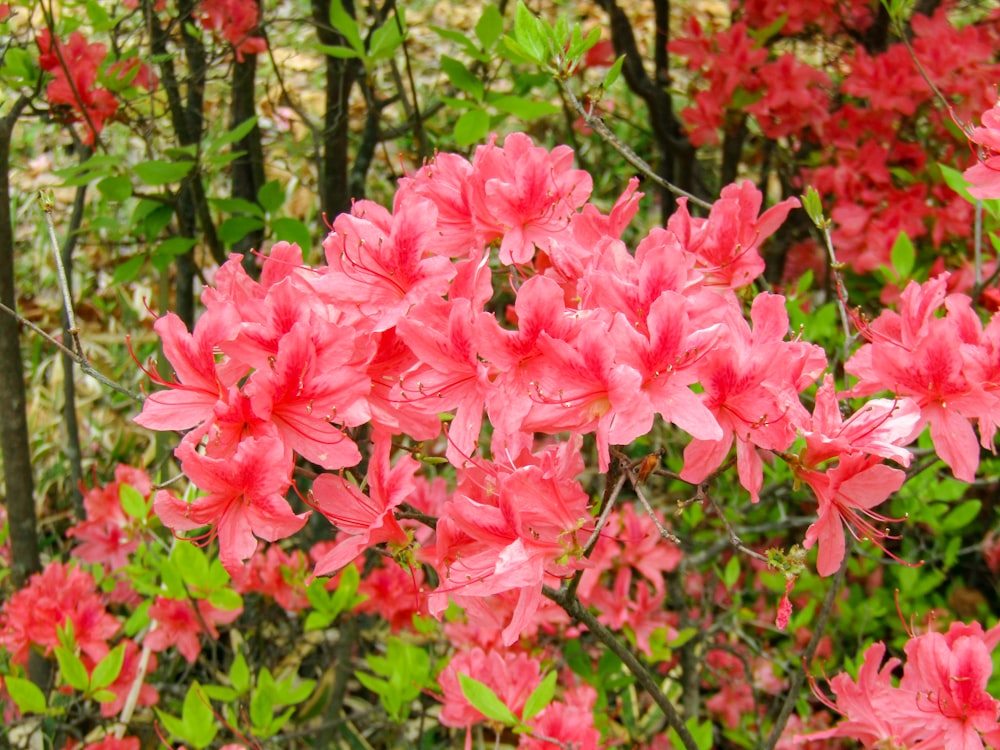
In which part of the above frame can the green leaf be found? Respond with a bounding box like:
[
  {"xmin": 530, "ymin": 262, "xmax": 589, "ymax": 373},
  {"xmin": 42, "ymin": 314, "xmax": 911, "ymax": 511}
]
[
  {"xmin": 119, "ymin": 483, "xmax": 149, "ymax": 520},
  {"xmin": 942, "ymin": 500, "xmax": 981, "ymax": 532},
  {"xmin": 522, "ymin": 670, "xmax": 557, "ymax": 721},
  {"xmin": 890, "ymin": 230, "xmax": 915, "ymax": 280},
  {"xmin": 801, "ymin": 186, "xmax": 825, "ymax": 227},
  {"xmin": 172, "ymin": 540, "xmax": 209, "ymax": 588},
  {"xmin": 329, "ymin": 0, "xmax": 364, "ymax": 56},
  {"xmin": 85, "ymin": 0, "xmax": 114, "ymax": 32},
  {"xmin": 55, "ymin": 646, "xmax": 90, "ymax": 692},
  {"xmin": 270, "ymin": 217, "xmax": 313, "ymax": 251},
  {"xmin": 210, "ymin": 197, "xmax": 264, "ymax": 218},
  {"xmin": 5, "ymin": 676, "xmax": 48, "ymax": 714},
  {"xmin": 90, "ymin": 643, "xmax": 127, "ymax": 691},
  {"xmin": 441, "ymin": 56, "xmax": 484, "ymax": 101},
  {"xmin": 603, "ymin": 55, "xmax": 625, "ymax": 90},
  {"xmin": 512, "ymin": 1, "xmax": 548, "ymax": 64},
  {"xmin": 454, "ymin": 109, "xmax": 490, "ymax": 147},
  {"xmin": 258, "ymin": 179, "xmax": 285, "ymax": 215},
  {"xmin": 208, "ymin": 587, "xmax": 243, "ymax": 611},
  {"xmin": 475, "ymin": 5, "xmax": 504, "ymax": 50},
  {"xmin": 155, "ymin": 708, "xmax": 190, "ymax": 744},
  {"xmin": 182, "ymin": 683, "xmax": 218, "ymax": 749},
  {"xmin": 250, "ymin": 676, "xmax": 275, "ymax": 729},
  {"xmin": 1, "ymin": 47, "xmax": 41, "ymax": 87},
  {"xmin": 212, "ymin": 116, "xmax": 259, "ymax": 149},
  {"xmin": 431, "ymin": 26, "xmax": 489, "ymax": 62},
  {"xmin": 314, "ymin": 42, "xmax": 361, "ymax": 59},
  {"xmin": 458, "ymin": 674, "xmax": 520, "ymax": 726},
  {"xmin": 154, "ymin": 237, "xmax": 198, "ymax": 260},
  {"xmin": 133, "ymin": 160, "xmax": 194, "ymax": 186},
  {"xmin": 722, "ymin": 556, "xmax": 740, "ymax": 589},
  {"xmin": 369, "ymin": 12, "xmax": 404, "ymax": 61},
  {"xmin": 55, "ymin": 154, "xmax": 118, "ymax": 187},
  {"xmin": 124, "ymin": 598, "xmax": 151, "ymax": 637},
  {"xmin": 489, "ymin": 95, "xmax": 559, "ymax": 120},
  {"xmin": 218, "ymin": 216, "xmax": 265, "ymax": 246},
  {"xmin": 97, "ymin": 175, "xmax": 133, "ymax": 202}
]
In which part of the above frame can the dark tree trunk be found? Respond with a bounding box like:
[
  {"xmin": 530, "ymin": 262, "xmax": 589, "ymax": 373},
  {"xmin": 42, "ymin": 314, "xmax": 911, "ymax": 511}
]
[
  {"xmin": 312, "ymin": 0, "xmax": 359, "ymax": 226},
  {"xmin": 0, "ymin": 97, "xmax": 51, "ymax": 689},
  {"xmin": 597, "ymin": 0, "xmax": 699, "ymax": 222},
  {"xmin": 230, "ymin": 0, "xmax": 266, "ymax": 267}
]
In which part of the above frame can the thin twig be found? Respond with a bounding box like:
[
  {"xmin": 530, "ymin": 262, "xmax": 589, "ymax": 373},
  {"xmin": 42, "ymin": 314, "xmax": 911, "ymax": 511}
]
[
  {"xmin": 563, "ymin": 468, "xmax": 628, "ymax": 603},
  {"xmin": 544, "ymin": 584, "xmax": 699, "ymax": 750},
  {"xmin": 0, "ymin": 301, "xmax": 144, "ymax": 402},
  {"xmin": 557, "ymin": 79, "xmax": 712, "ymax": 211},
  {"xmin": 763, "ymin": 556, "xmax": 848, "ymax": 748},
  {"xmin": 41, "ymin": 194, "xmax": 82, "ymax": 358},
  {"xmin": 703, "ymin": 487, "xmax": 769, "ymax": 564},
  {"xmin": 626, "ymin": 470, "xmax": 681, "ymax": 545},
  {"xmin": 115, "ymin": 631, "xmax": 155, "ymax": 738},
  {"xmin": 817, "ymin": 219, "xmax": 855, "ymax": 373}
]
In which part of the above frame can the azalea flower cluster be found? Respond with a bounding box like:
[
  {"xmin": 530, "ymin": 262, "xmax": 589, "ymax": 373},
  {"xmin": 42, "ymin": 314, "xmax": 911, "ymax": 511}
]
[
  {"xmin": 137, "ymin": 131, "xmax": 954, "ymax": 637},
  {"xmin": 121, "ymin": 0, "xmax": 266, "ymax": 61},
  {"xmin": 130, "ymin": 130, "xmax": 1000, "ymax": 746},
  {"xmin": 803, "ymin": 621, "xmax": 1000, "ymax": 749},
  {"xmin": 671, "ymin": 4, "xmax": 1000, "ymax": 277},
  {"xmin": 35, "ymin": 29, "xmax": 155, "ymax": 145}
]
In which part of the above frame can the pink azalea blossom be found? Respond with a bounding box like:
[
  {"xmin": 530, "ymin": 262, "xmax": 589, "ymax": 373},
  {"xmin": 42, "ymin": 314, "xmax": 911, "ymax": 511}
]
[{"xmin": 154, "ymin": 434, "xmax": 309, "ymax": 574}]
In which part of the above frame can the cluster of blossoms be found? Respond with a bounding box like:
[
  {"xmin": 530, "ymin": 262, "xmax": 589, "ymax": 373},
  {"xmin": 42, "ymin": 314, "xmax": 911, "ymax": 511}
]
[
  {"xmin": 134, "ymin": 130, "xmax": 1000, "ymax": 636},
  {"xmin": 670, "ymin": 3, "xmax": 1000, "ymax": 278},
  {"xmin": 35, "ymin": 30, "xmax": 154, "ymax": 145},
  {"xmin": 804, "ymin": 621, "xmax": 1000, "ymax": 748},
  {"xmin": 125, "ymin": 125, "xmax": 1000, "ymax": 745}
]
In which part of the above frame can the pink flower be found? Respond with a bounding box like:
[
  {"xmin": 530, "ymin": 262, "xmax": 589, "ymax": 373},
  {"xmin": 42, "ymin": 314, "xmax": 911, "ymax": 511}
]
[
  {"xmin": 0, "ymin": 562, "xmax": 119, "ymax": 667},
  {"xmin": 145, "ymin": 595, "xmax": 241, "ymax": 663},
  {"xmin": 153, "ymin": 434, "xmax": 309, "ymax": 574},
  {"xmin": 470, "ymin": 133, "xmax": 592, "ymax": 265},
  {"xmin": 198, "ymin": 0, "xmax": 267, "ymax": 61},
  {"xmin": 804, "ymin": 623, "xmax": 1000, "ymax": 748},
  {"xmin": 963, "ymin": 101, "xmax": 1000, "ymax": 200},
  {"xmin": 799, "ymin": 454, "xmax": 906, "ymax": 577},
  {"xmin": 36, "ymin": 30, "xmax": 118, "ymax": 145},
  {"xmin": 310, "ymin": 436, "xmax": 416, "ymax": 577}
]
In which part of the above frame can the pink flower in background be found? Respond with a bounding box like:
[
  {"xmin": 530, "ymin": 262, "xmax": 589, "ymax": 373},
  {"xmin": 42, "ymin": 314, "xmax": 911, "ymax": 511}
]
[
  {"xmin": 0, "ymin": 562, "xmax": 119, "ymax": 666},
  {"xmin": 145, "ymin": 596, "xmax": 241, "ymax": 663},
  {"xmin": 199, "ymin": 0, "xmax": 267, "ymax": 61},
  {"xmin": 438, "ymin": 647, "xmax": 542, "ymax": 728},
  {"xmin": 964, "ymin": 101, "xmax": 1000, "ymax": 200}
]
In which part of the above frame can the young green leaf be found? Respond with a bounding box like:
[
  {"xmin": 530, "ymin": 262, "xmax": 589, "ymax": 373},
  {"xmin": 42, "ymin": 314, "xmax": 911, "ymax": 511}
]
[
  {"xmin": 119, "ymin": 483, "xmax": 149, "ymax": 520},
  {"xmin": 90, "ymin": 642, "xmax": 126, "ymax": 691},
  {"xmin": 454, "ymin": 109, "xmax": 490, "ymax": 146},
  {"xmin": 603, "ymin": 55, "xmax": 625, "ymax": 90},
  {"xmin": 133, "ymin": 160, "xmax": 194, "ymax": 186},
  {"xmin": 5, "ymin": 676, "xmax": 48, "ymax": 714},
  {"xmin": 522, "ymin": 670, "xmax": 557, "ymax": 721},
  {"xmin": 55, "ymin": 645, "xmax": 90, "ymax": 692},
  {"xmin": 458, "ymin": 673, "xmax": 520, "ymax": 726},
  {"xmin": 722, "ymin": 556, "xmax": 740, "ymax": 589},
  {"xmin": 329, "ymin": 0, "xmax": 364, "ymax": 56},
  {"xmin": 475, "ymin": 5, "xmax": 504, "ymax": 50},
  {"xmin": 890, "ymin": 230, "xmax": 915, "ymax": 280}
]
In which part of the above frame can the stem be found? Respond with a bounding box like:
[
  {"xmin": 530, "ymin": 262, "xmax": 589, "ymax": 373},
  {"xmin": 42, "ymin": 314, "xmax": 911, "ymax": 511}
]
[
  {"xmin": 763, "ymin": 559, "xmax": 848, "ymax": 748},
  {"xmin": 544, "ymin": 585, "xmax": 699, "ymax": 750},
  {"xmin": 0, "ymin": 301, "xmax": 144, "ymax": 402},
  {"xmin": 557, "ymin": 80, "xmax": 711, "ymax": 211}
]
